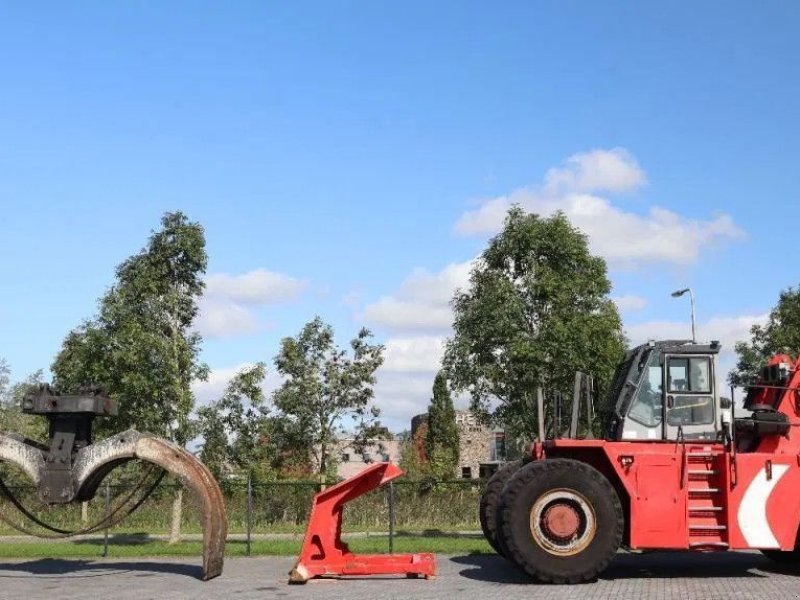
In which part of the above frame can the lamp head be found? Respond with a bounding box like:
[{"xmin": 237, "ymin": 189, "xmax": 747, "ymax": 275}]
[{"xmin": 671, "ymin": 288, "xmax": 690, "ymax": 298}]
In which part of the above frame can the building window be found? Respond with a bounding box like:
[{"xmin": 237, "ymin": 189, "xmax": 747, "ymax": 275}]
[
  {"xmin": 341, "ymin": 453, "xmax": 350, "ymax": 462},
  {"xmin": 493, "ymin": 433, "xmax": 506, "ymax": 461},
  {"xmin": 461, "ymin": 467, "xmax": 472, "ymax": 479}
]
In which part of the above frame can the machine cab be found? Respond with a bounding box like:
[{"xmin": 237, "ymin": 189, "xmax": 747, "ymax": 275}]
[{"xmin": 607, "ymin": 340, "xmax": 725, "ymax": 442}]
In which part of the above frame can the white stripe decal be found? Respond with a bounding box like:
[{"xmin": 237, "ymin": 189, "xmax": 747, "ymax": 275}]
[{"xmin": 738, "ymin": 464, "xmax": 789, "ymax": 548}]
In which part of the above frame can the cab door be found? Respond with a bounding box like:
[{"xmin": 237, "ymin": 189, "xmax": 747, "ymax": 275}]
[{"xmin": 663, "ymin": 354, "xmax": 717, "ymax": 440}]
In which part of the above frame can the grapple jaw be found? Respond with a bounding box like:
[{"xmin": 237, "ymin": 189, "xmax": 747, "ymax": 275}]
[{"xmin": 0, "ymin": 387, "xmax": 228, "ymax": 581}]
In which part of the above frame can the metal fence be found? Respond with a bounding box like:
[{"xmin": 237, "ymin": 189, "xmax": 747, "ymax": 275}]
[{"xmin": 0, "ymin": 476, "xmax": 487, "ymax": 556}]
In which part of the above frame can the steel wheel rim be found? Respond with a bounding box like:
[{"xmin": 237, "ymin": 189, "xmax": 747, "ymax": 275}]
[{"xmin": 529, "ymin": 488, "xmax": 596, "ymax": 556}]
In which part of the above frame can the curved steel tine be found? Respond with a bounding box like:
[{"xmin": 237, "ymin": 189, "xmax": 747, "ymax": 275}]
[{"xmin": 73, "ymin": 431, "xmax": 228, "ymax": 580}]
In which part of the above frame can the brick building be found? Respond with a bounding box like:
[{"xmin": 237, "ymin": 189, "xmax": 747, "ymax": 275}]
[{"xmin": 411, "ymin": 410, "xmax": 506, "ymax": 479}]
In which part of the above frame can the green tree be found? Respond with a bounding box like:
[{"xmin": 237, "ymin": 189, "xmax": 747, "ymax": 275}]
[
  {"xmin": 443, "ymin": 206, "xmax": 625, "ymax": 442},
  {"xmin": 425, "ymin": 371, "xmax": 459, "ymax": 479},
  {"xmin": 51, "ymin": 211, "xmax": 208, "ymax": 442},
  {"xmin": 272, "ymin": 317, "xmax": 384, "ymax": 478},
  {"xmin": 730, "ymin": 286, "xmax": 800, "ymax": 386},
  {"xmin": 198, "ymin": 363, "xmax": 269, "ymax": 480},
  {"xmin": 0, "ymin": 359, "xmax": 46, "ymax": 445},
  {"xmin": 51, "ymin": 211, "xmax": 209, "ymax": 542}
]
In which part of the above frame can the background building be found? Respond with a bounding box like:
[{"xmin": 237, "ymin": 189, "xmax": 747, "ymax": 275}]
[
  {"xmin": 412, "ymin": 410, "xmax": 506, "ymax": 479},
  {"xmin": 331, "ymin": 438, "xmax": 402, "ymax": 479}
]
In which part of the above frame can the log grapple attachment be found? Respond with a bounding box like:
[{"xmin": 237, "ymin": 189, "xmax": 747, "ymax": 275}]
[{"xmin": 0, "ymin": 386, "xmax": 227, "ymax": 580}]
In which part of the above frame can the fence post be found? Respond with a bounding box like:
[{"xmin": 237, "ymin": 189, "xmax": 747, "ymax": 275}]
[
  {"xmin": 102, "ymin": 482, "xmax": 110, "ymax": 558},
  {"xmin": 246, "ymin": 471, "xmax": 253, "ymax": 557},
  {"xmin": 388, "ymin": 480, "xmax": 395, "ymax": 554}
]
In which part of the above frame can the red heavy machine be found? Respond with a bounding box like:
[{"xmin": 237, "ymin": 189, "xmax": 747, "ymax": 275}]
[{"xmin": 480, "ymin": 339, "xmax": 800, "ymax": 583}]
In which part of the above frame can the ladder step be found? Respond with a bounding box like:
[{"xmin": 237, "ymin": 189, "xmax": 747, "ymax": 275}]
[
  {"xmin": 689, "ymin": 524, "xmax": 727, "ymax": 530},
  {"xmin": 689, "ymin": 506, "xmax": 724, "ymax": 512},
  {"xmin": 689, "ymin": 488, "xmax": 720, "ymax": 493},
  {"xmin": 690, "ymin": 541, "xmax": 729, "ymax": 548},
  {"xmin": 688, "ymin": 469, "xmax": 719, "ymax": 475}
]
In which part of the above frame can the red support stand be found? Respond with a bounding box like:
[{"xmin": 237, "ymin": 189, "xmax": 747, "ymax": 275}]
[{"xmin": 289, "ymin": 463, "xmax": 437, "ymax": 583}]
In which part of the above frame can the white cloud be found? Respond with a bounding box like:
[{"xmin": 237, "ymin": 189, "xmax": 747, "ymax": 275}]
[
  {"xmin": 205, "ymin": 269, "xmax": 307, "ymax": 304},
  {"xmin": 372, "ymin": 372, "xmax": 435, "ymax": 430},
  {"xmin": 196, "ymin": 269, "xmax": 308, "ymax": 339},
  {"xmin": 362, "ymin": 261, "xmax": 472, "ymax": 332},
  {"xmin": 195, "ymin": 299, "xmax": 260, "ymax": 339},
  {"xmin": 382, "ymin": 336, "xmax": 445, "ymax": 373},
  {"xmin": 363, "ymin": 298, "xmax": 453, "ymax": 332},
  {"xmin": 613, "ymin": 295, "xmax": 647, "ymax": 312},
  {"xmin": 454, "ymin": 149, "xmax": 745, "ymax": 268},
  {"xmin": 544, "ymin": 148, "xmax": 646, "ymax": 194}
]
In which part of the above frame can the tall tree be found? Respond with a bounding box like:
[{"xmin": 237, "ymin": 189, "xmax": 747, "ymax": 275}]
[
  {"xmin": 730, "ymin": 286, "xmax": 800, "ymax": 386},
  {"xmin": 443, "ymin": 206, "xmax": 625, "ymax": 442},
  {"xmin": 272, "ymin": 317, "xmax": 384, "ymax": 477},
  {"xmin": 51, "ymin": 211, "xmax": 208, "ymax": 442},
  {"xmin": 51, "ymin": 211, "xmax": 208, "ymax": 541},
  {"xmin": 425, "ymin": 371, "xmax": 459, "ymax": 479}
]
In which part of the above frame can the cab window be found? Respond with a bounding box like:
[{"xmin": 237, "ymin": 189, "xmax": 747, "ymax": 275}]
[
  {"xmin": 627, "ymin": 350, "xmax": 663, "ymax": 427},
  {"xmin": 666, "ymin": 356, "xmax": 714, "ymax": 426},
  {"xmin": 667, "ymin": 357, "xmax": 711, "ymax": 393}
]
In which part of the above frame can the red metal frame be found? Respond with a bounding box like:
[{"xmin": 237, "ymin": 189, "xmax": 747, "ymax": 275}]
[{"xmin": 289, "ymin": 462, "xmax": 437, "ymax": 583}]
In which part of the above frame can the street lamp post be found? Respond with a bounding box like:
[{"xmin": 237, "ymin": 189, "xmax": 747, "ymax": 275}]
[{"xmin": 671, "ymin": 288, "xmax": 696, "ymax": 343}]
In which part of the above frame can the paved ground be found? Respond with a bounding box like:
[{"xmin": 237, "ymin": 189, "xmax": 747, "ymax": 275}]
[{"xmin": 0, "ymin": 552, "xmax": 799, "ymax": 599}]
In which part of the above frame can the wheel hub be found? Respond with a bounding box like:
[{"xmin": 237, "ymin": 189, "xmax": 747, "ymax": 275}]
[
  {"xmin": 529, "ymin": 488, "xmax": 596, "ymax": 556},
  {"xmin": 542, "ymin": 503, "xmax": 580, "ymax": 540}
]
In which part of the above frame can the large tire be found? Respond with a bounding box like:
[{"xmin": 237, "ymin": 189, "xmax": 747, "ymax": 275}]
[
  {"xmin": 479, "ymin": 460, "xmax": 522, "ymax": 557},
  {"xmin": 499, "ymin": 458, "xmax": 623, "ymax": 584}
]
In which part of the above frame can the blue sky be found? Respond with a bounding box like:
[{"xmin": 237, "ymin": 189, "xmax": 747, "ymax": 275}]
[{"xmin": 2, "ymin": 2, "xmax": 799, "ymax": 430}]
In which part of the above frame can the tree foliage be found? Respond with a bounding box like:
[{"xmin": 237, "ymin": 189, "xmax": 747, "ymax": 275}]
[
  {"xmin": 443, "ymin": 206, "xmax": 625, "ymax": 441},
  {"xmin": 198, "ymin": 363, "xmax": 269, "ymax": 479},
  {"xmin": 399, "ymin": 421, "xmax": 431, "ymax": 478},
  {"xmin": 0, "ymin": 359, "xmax": 46, "ymax": 441},
  {"xmin": 425, "ymin": 371, "xmax": 459, "ymax": 479},
  {"xmin": 272, "ymin": 317, "xmax": 384, "ymax": 477},
  {"xmin": 51, "ymin": 212, "xmax": 209, "ymax": 444},
  {"xmin": 730, "ymin": 286, "xmax": 800, "ymax": 387}
]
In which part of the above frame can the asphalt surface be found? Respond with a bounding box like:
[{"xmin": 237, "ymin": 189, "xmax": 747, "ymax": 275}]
[{"xmin": 0, "ymin": 551, "xmax": 799, "ymax": 599}]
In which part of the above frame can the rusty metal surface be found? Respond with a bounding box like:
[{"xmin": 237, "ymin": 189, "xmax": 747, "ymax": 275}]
[
  {"xmin": 0, "ymin": 434, "xmax": 45, "ymax": 485},
  {"xmin": 71, "ymin": 430, "xmax": 228, "ymax": 580}
]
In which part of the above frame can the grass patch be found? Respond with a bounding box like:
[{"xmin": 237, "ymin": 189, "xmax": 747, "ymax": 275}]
[{"xmin": 0, "ymin": 535, "xmax": 491, "ymax": 559}]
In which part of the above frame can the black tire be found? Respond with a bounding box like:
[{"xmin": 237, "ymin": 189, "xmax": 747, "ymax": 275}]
[
  {"xmin": 479, "ymin": 460, "xmax": 522, "ymax": 557},
  {"xmin": 499, "ymin": 458, "xmax": 623, "ymax": 584}
]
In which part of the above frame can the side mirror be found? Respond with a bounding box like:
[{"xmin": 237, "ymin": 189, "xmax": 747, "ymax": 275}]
[{"xmin": 720, "ymin": 397, "xmax": 732, "ymax": 409}]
